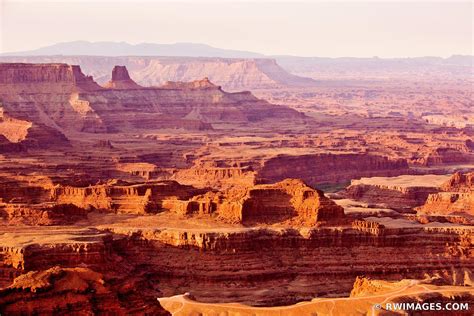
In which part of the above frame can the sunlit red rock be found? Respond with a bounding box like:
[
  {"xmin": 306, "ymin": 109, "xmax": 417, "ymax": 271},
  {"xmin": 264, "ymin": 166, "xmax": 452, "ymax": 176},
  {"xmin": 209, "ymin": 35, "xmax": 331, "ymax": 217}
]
[{"xmin": 417, "ymin": 172, "xmax": 474, "ymax": 216}]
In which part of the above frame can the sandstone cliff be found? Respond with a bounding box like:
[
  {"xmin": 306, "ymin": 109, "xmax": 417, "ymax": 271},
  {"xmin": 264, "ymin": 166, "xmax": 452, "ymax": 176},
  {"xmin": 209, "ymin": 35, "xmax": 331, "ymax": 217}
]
[
  {"xmin": 419, "ymin": 147, "xmax": 474, "ymax": 166},
  {"xmin": 0, "ymin": 175, "xmax": 206, "ymax": 221},
  {"xmin": 0, "ymin": 63, "xmax": 105, "ymax": 144},
  {"xmin": 0, "ymin": 56, "xmax": 317, "ymax": 90},
  {"xmin": 163, "ymin": 179, "xmax": 344, "ymax": 225},
  {"xmin": 0, "ymin": 266, "xmax": 169, "ymax": 315},
  {"xmin": 104, "ymin": 65, "xmax": 141, "ymax": 89},
  {"xmin": 417, "ymin": 172, "xmax": 474, "ymax": 216},
  {"xmin": 51, "ymin": 180, "xmax": 205, "ymax": 214},
  {"xmin": 442, "ymin": 172, "xmax": 474, "ymax": 192},
  {"xmin": 0, "ymin": 63, "xmax": 307, "ymax": 146},
  {"xmin": 342, "ymin": 174, "xmax": 450, "ymax": 210},
  {"xmin": 0, "ymin": 63, "xmax": 99, "ymax": 89},
  {"xmin": 257, "ymin": 153, "xmax": 410, "ymax": 186},
  {"xmin": 1, "ymin": 223, "xmax": 470, "ymax": 307}
]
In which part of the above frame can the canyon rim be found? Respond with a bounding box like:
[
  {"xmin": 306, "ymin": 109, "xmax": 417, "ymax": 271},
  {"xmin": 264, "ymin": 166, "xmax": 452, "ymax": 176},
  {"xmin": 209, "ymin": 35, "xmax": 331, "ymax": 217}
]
[{"xmin": 0, "ymin": 0, "xmax": 473, "ymax": 315}]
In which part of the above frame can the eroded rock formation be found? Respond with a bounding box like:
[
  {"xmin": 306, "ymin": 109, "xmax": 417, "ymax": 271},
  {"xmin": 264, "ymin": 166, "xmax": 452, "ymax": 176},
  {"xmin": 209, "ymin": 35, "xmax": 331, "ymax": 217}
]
[
  {"xmin": 417, "ymin": 172, "xmax": 474, "ymax": 216},
  {"xmin": 0, "ymin": 59, "xmax": 472, "ymax": 314},
  {"xmin": 0, "ymin": 63, "xmax": 307, "ymax": 148},
  {"xmin": 443, "ymin": 172, "xmax": 474, "ymax": 192},
  {"xmin": 342, "ymin": 174, "xmax": 450, "ymax": 210},
  {"xmin": 0, "ymin": 63, "xmax": 99, "ymax": 89},
  {"xmin": 0, "ymin": 56, "xmax": 317, "ymax": 90},
  {"xmin": 257, "ymin": 153, "xmax": 410, "ymax": 186},
  {"xmin": 0, "ymin": 266, "xmax": 169, "ymax": 315},
  {"xmin": 0, "ymin": 174, "xmax": 212, "ymax": 223},
  {"xmin": 104, "ymin": 65, "xmax": 141, "ymax": 89},
  {"xmin": 52, "ymin": 180, "xmax": 205, "ymax": 214},
  {"xmin": 0, "ymin": 203, "xmax": 88, "ymax": 226},
  {"xmin": 163, "ymin": 179, "xmax": 344, "ymax": 225},
  {"xmin": 0, "ymin": 222, "xmax": 471, "ymax": 307}
]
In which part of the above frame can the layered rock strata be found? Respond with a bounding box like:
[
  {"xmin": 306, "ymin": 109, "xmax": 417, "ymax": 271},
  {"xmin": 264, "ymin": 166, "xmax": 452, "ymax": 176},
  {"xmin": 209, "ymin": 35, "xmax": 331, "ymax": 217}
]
[
  {"xmin": 0, "ymin": 266, "xmax": 169, "ymax": 315},
  {"xmin": 51, "ymin": 180, "xmax": 205, "ymax": 214},
  {"xmin": 163, "ymin": 179, "xmax": 345, "ymax": 225},
  {"xmin": 417, "ymin": 172, "xmax": 474, "ymax": 216},
  {"xmin": 342, "ymin": 174, "xmax": 450, "ymax": 210},
  {"xmin": 0, "ymin": 56, "xmax": 317, "ymax": 90},
  {"xmin": 104, "ymin": 65, "xmax": 141, "ymax": 89},
  {"xmin": 0, "ymin": 223, "xmax": 471, "ymax": 307},
  {"xmin": 0, "ymin": 203, "xmax": 88, "ymax": 225},
  {"xmin": 0, "ymin": 176, "xmax": 206, "ymax": 220},
  {"xmin": 0, "ymin": 63, "xmax": 307, "ymax": 143},
  {"xmin": 257, "ymin": 153, "xmax": 410, "ymax": 186}
]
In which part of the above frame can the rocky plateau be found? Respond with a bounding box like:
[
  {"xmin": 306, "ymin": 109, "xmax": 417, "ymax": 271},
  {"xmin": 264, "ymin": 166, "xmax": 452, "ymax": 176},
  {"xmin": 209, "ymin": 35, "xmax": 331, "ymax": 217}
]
[{"xmin": 0, "ymin": 60, "xmax": 472, "ymax": 314}]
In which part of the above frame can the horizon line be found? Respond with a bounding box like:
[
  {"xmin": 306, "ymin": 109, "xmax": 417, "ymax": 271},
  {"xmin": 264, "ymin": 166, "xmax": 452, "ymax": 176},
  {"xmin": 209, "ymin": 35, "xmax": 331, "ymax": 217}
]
[{"xmin": 1, "ymin": 40, "xmax": 472, "ymax": 60}]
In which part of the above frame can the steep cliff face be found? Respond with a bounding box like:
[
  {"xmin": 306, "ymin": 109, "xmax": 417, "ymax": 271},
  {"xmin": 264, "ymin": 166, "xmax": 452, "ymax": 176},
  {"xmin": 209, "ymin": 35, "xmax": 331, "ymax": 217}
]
[
  {"xmin": 51, "ymin": 180, "xmax": 205, "ymax": 214},
  {"xmin": 0, "ymin": 176, "xmax": 207, "ymax": 221},
  {"xmin": 172, "ymin": 164, "xmax": 257, "ymax": 189},
  {"xmin": 0, "ymin": 266, "xmax": 169, "ymax": 315},
  {"xmin": 442, "ymin": 172, "xmax": 474, "ymax": 192},
  {"xmin": 420, "ymin": 147, "xmax": 474, "ymax": 166},
  {"xmin": 257, "ymin": 153, "xmax": 410, "ymax": 186},
  {"xmin": 1, "ymin": 224, "xmax": 469, "ymax": 307},
  {"xmin": 0, "ymin": 56, "xmax": 317, "ymax": 90},
  {"xmin": 133, "ymin": 58, "xmax": 316, "ymax": 90},
  {"xmin": 104, "ymin": 65, "xmax": 141, "ymax": 89},
  {"xmin": 122, "ymin": 225, "xmax": 473, "ymax": 305},
  {"xmin": 342, "ymin": 174, "xmax": 450, "ymax": 210},
  {"xmin": 419, "ymin": 192, "xmax": 474, "ymax": 216},
  {"xmin": 240, "ymin": 179, "xmax": 344, "ymax": 224},
  {"xmin": 0, "ymin": 203, "xmax": 88, "ymax": 225},
  {"xmin": 0, "ymin": 176, "xmax": 52, "ymax": 204},
  {"xmin": 0, "ymin": 63, "xmax": 105, "ymax": 143},
  {"xmin": 83, "ymin": 83, "xmax": 303, "ymax": 132},
  {"xmin": 0, "ymin": 63, "xmax": 307, "ymax": 143},
  {"xmin": 0, "ymin": 63, "xmax": 99, "ymax": 89},
  {"xmin": 417, "ymin": 172, "xmax": 474, "ymax": 216},
  {"xmin": 163, "ymin": 179, "xmax": 344, "ymax": 225}
]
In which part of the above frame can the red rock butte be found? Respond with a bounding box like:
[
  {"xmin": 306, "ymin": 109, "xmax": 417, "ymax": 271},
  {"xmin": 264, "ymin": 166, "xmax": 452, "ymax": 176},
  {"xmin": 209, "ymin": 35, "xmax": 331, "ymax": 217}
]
[{"xmin": 104, "ymin": 65, "xmax": 142, "ymax": 89}]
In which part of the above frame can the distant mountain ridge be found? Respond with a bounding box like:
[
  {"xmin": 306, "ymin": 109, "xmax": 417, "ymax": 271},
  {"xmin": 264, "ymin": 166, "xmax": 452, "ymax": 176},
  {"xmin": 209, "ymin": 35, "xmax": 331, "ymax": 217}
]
[
  {"xmin": 2, "ymin": 41, "xmax": 265, "ymax": 58},
  {"xmin": 2, "ymin": 41, "xmax": 472, "ymax": 63},
  {"xmin": 1, "ymin": 41, "xmax": 472, "ymax": 84}
]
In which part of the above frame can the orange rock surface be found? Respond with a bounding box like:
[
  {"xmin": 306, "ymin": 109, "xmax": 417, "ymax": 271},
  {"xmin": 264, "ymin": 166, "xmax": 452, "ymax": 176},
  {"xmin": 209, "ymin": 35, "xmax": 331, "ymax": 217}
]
[
  {"xmin": 417, "ymin": 172, "xmax": 474, "ymax": 216},
  {"xmin": 0, "ymin": 59, "xmax": 472, "ymax": 314},
  {"xmin": 163, "ymin": 179, "xmax": 344, "ymax": 225},
  {"xmin": 0, "ymin": 266, "xmax": 168, "ymax": 315}
]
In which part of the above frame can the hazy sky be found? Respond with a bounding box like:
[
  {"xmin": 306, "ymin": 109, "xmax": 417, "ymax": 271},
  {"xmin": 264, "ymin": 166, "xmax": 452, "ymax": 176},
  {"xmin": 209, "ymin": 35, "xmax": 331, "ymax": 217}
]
[{"xmin": 0, "ymin": 0, "xmax": 472, "ymax": 57}]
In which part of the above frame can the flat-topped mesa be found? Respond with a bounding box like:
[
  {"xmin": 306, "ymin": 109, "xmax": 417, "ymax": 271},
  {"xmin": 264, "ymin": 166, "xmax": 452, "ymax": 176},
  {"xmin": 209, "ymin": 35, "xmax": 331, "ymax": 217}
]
[
  {"xmin": 240, "ymin": 179, "xmax": 345, "ymax": 224},
  {"xmin": 51, "ymin": 180, "xmax": 205, "ymax": 214},
  {"xmin": 441, "ymin": 172, "xmax": 474, "ymax": 192},
  {"xmin": 104, "ymin": 65, "xmax": 141, "ymax": 89},
  {"xmin": 342, "ymin": 174, "xmax": 450, "ymax": 210},
  {"xmin": 257, "ymin": 153, "xmax": 410, "ymax": 186},
  {"xmin": 160, "ymin": 77, "xmax": 221, "ymax": 90},
  {"xmin": 418, "ymin": 147, "xmax": 473, "ymax": 166},
  {"xmin": 416, "ymin": 172, "xmax": 474, "ymax": 216},
  {"xmin": 164, "ymin": 178, "xmax": 345, "ymax": 225},
  {"xmin": 0, "ymin": 63, "xmax": 101, "ymax": 91},
  {"xmin": 0, "ymin": 62, "xmax": 307, "ymax": 139}
]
